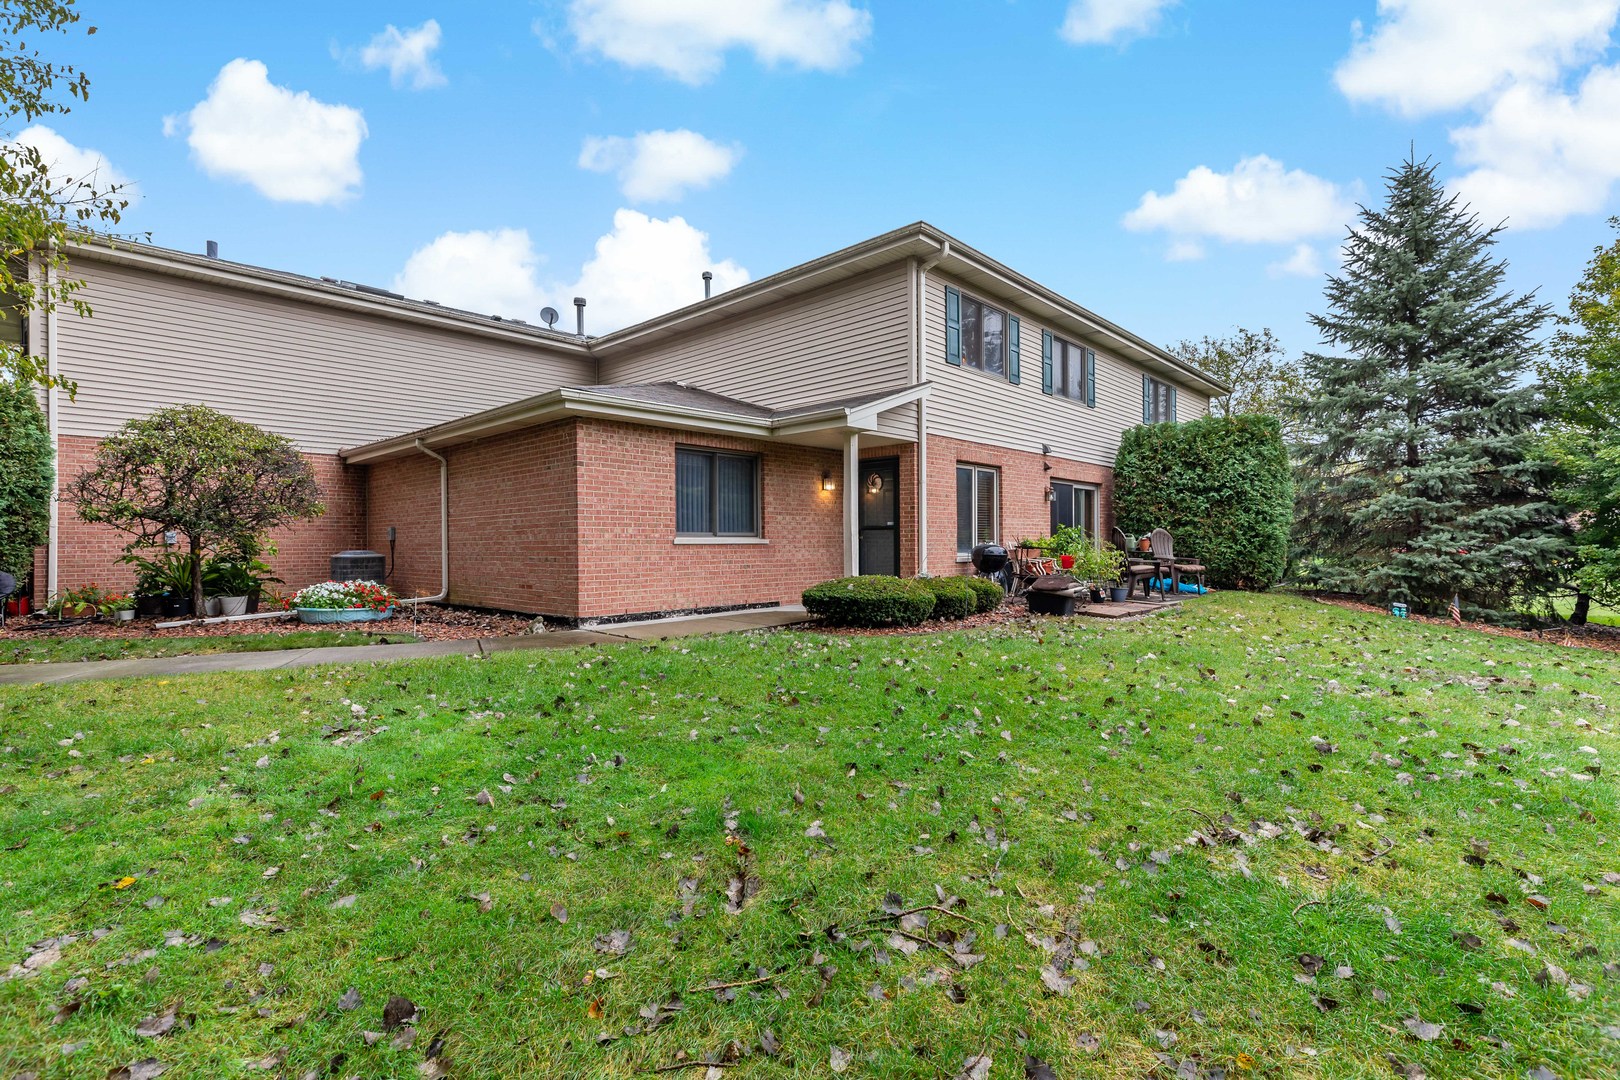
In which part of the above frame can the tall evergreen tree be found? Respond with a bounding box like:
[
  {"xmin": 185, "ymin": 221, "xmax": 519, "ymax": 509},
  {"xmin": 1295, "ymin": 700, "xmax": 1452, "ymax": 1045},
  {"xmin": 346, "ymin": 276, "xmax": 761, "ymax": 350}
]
[{"xmin": 1293, "ymin": 157, "xmax": 1568, "ymax": 619}]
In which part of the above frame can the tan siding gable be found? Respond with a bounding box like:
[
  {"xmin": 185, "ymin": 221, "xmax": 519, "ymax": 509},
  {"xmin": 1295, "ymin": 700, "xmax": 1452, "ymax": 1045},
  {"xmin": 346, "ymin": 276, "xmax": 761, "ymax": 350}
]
[
  {"xmin": 923, "ymin": 271, "xmax": 1210, "ymax": 465},
  {"xmin": 54, "ymin": 259, "xmax": 595, "ymax": 454},
  {"xmin": 599, "ymin": 264, "xmax": 913, "ymax": 409}
]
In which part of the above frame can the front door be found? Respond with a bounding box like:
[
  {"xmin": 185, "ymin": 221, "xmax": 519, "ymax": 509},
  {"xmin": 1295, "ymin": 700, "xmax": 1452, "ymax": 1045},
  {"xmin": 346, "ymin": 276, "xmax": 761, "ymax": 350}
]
[{"xmin": 858, "ymin": 457, "xmax": 901, "ymax": 576}]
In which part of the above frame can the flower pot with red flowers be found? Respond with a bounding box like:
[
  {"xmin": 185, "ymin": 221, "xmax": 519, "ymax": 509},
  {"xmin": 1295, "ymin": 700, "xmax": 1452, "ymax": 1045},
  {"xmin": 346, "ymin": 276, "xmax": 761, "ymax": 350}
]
[{"xmin": 291, "ymin": 580, "xmax": 398, "ymax": 623}]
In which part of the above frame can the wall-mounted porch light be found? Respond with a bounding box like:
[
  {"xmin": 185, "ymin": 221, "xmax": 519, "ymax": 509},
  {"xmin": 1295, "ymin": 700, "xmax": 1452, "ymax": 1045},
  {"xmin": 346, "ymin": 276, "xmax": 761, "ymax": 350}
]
[
  {"xmin": 1045, "ymin": 486, "xmax": 1057, "ymax": 503},
  {"xmin": 865, "ymin": 472, "xmax": 885, "ymax": 495},
  {"xmin": 821, "ymin": 470, "xmax": 835, "ymax": 492}
]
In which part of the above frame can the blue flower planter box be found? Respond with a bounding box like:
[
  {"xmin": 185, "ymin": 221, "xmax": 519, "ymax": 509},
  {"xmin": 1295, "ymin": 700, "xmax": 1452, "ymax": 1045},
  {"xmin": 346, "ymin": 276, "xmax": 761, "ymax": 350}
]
[{"xmin": 295, "ymin": 606, "xmax": 395, "ymax": 625}]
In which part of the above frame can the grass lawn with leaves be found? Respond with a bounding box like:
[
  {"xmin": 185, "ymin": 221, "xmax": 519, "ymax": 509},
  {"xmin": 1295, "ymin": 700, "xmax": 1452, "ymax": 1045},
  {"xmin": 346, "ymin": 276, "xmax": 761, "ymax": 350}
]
[
  {"xmin": 0, "ymin": 630, "xmax": 420, "ymax": 667},
  {"xmin": 0, "ymin": 592, "xmax": 1615, "ymax": 1079}
]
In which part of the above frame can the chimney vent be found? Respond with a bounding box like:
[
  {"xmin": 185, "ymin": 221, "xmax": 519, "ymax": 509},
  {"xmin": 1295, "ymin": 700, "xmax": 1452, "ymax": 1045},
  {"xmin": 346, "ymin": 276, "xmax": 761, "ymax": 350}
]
[
  {"xmin": 573, "ymin": 297, "xmax": 587, "ymax": 337},
  {"xmin": 205, "ymin": 240, "xmax": 219, "ymax": 259},
  {"xmin": 702, "ymin": 270, "xmax": 713, "ymax": 299}
]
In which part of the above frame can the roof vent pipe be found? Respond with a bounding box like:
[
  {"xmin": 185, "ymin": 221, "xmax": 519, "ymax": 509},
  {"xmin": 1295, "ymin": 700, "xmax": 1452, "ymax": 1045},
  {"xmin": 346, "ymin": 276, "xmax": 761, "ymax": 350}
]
[
  {"xmin": 205, "ymin": 240, "xmax": 219, "ymax": 259},
  {"xmin": 702, "ymin": 270, "xmax": 713, "ymax": 299},
  {"xmin": 573, "ymin": 296, "xmax": 586, "ymax": 337}
]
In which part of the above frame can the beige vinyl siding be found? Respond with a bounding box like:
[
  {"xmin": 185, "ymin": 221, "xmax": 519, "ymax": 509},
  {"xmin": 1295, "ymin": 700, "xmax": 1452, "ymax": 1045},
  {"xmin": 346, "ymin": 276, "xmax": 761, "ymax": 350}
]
[
  {"xmin": 53, "ymin": 258, "xmax": 595, "ymax": 454},
  {"xmin": 923, "ymin": 272, "xmax": 1210, "ymax": 466},
  {"xmin": 600, "ymin": 264, "xmax": 913, "ymax": 410}
]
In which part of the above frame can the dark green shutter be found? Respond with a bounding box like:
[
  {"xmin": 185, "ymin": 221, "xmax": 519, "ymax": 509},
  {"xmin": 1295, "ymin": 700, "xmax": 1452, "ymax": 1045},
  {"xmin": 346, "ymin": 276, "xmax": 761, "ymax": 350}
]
[
  {"xmin": 1142, "ymin": 374, "xmax": 1152, "ymax": 422},
  {"xmin": 944, "ymin": 286, "xmax": 961, "ymax": 366},
  {"xmin": 1085, "ymin": 349, "xmax": 1096, "ymax": 407},
  {"xmin": 1169, "ymin": 385, "xmax": 1178, "ymax": 422},
  {"xmin": 1007, "ymin": 316, "xmax": 1020, "ymax": 384},
  {"xmin": 1041, "ymin": 331, "xmax": 1053, "ymax": 395}
]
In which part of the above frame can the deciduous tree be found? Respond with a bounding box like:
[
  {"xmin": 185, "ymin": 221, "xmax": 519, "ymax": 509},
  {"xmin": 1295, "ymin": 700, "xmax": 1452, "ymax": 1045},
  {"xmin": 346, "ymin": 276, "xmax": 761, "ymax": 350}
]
[{"xmin": 71, "ymin": 405, "xmax": 324, "ymax": 612}]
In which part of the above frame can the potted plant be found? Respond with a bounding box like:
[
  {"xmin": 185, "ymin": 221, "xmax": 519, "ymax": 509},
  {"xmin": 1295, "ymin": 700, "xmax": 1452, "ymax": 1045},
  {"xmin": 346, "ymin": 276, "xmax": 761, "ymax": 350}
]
[
  {"xmin": 290, "ymin": 580, "xmax": 397, "ymax": 624},
  {"xmin": 101, "ymin": 593, "xmax": 137, "ymax": 621},
  {"xmin": 50, "ymin": 583, "xmax": 107, "ymax": 619},
  {"xmin": 210, "ymin": 538, "xmax": 282, "ymax": 614}
]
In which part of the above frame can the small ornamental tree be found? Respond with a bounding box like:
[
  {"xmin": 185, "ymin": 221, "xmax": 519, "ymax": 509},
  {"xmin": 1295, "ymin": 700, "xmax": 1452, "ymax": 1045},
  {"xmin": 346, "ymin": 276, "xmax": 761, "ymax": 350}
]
[
  {"xmin": 71, "ymin": 405, "xmax": 323, "ymax": 612},
  {"xmin": 0, "ymin": 376, "xmax": 53, "ymax": 582}
]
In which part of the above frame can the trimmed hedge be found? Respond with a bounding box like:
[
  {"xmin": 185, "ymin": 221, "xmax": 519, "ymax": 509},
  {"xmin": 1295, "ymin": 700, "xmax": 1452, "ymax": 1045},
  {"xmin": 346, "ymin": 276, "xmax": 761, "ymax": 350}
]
[
  {"xmin": 921, "ymin": 576, "xmax": 974, "ymax": 621},
  {"xmin": 964, "ymin": 576, "xmax": 1004, "ymax": 614},
  {"xmin": 1113, "ymin": 414, "xmax": 1293, "ymax": 589},
  {"xmin": 803, "ymin": 576, "xmax": 935, "ymax": 627}
]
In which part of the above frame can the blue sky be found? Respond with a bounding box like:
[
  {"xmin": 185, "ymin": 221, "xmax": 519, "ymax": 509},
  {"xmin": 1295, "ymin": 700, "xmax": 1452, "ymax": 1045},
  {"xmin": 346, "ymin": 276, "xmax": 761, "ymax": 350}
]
[{"xmin": 20, "ymin": 1, "xmax": 1620, "ymax": 354}]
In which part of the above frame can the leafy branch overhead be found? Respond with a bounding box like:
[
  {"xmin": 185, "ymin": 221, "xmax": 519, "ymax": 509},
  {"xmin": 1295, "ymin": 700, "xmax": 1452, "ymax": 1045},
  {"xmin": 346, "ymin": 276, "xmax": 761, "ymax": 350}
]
[{"xmin": 0, "ymin": 0, "xmax": 134, "ymax": 395}]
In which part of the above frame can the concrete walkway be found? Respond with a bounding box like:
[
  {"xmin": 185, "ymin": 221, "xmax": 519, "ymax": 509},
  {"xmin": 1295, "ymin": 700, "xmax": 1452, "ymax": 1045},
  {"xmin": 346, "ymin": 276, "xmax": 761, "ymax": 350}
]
[{"xmin": 0, "ymin": 607, "xmax": 811, "ymax": 687}]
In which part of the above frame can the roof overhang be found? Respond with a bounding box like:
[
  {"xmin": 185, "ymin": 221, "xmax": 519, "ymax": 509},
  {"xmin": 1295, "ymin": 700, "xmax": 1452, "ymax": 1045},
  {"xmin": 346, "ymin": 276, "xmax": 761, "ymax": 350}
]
[{"xmin": 340, "ymin": 383, "xmax": 931, "ymax": 464}]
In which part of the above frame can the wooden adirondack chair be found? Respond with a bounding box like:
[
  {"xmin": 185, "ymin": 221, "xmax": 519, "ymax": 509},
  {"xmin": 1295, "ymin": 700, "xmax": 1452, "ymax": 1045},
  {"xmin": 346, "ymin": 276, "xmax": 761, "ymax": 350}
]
[
  {"xmin": 1147, "ymin": 528, "xmax": 1206, "ymax": 593},
  {"xmin": 1111, "ymin": 528, "xmax": 1160, "ymax": 599}
]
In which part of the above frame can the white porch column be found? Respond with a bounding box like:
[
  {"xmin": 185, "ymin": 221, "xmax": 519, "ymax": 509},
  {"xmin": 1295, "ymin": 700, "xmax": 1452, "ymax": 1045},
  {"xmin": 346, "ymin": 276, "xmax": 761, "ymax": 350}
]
[{"xmin": 843, "ymin": 430, "xmax": 859, "ymax": 576}]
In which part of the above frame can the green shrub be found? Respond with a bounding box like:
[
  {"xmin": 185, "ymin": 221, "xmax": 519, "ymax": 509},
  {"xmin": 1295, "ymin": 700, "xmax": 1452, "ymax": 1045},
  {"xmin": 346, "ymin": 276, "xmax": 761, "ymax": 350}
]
[
  {"xmin": 921, "ymin": 576, "xmax": 974, "ymax": 621},
  {"xmin": 0, "ymin": 377, "xmax": 53, "ymax": 582},
  {"xmin": 964, "ymin": 576, "xmax": 1003, "ymax": 614},
  {"xmin": 802, "ymin": 576, "xmax": 935, "ymax": 627},
  {"xmin": 1114, "ymin": 414, "xmax": 1292, "ymax": 589}
]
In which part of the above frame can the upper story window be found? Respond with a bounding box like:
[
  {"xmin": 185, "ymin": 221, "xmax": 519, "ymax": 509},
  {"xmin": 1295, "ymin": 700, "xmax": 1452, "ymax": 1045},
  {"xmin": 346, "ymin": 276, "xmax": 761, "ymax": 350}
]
[
  {"xmin": 1143, "ymin": 375, "xmax": 1178, "ymax": 423},
  {"xmin": 676, "ymin": 447, "xmax": 759, "ymax": 537},
  {"xmin": 1044, "ymin": 334, "xmax": 1095, "ymax": 406},
  {"xmin": 945, "ymin": 286, "xmax": 1020, "ymax": 383}
]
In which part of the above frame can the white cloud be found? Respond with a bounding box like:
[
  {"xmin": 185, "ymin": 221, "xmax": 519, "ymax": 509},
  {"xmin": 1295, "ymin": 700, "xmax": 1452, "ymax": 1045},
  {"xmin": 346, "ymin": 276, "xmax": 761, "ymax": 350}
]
[
  {"xmin": 176, "ymin": 59, "xmax": 366, "ymax": 204},
  {"xmin": 578, "ymin": 129, "xmax": 741, "ymax": 202},
  {"xmin": 393, "ymin": 228, "xmax": 549, "ymax": 317},
  {"xmin": 5, "ymin": 124, "xmax": 131, "ymax": 195},
  {"xmin": 561, "ymin": 0, "xmax": 872, "ymax": 84},
  {"xmin": 568, "ymin": 209, "xmax": 750, "ymax": 330},
  {"xmin": 1124, "ymin": 155, "xmax": 1355, "ymax": 258},
  {"xmin": 1335, "ymin": 0, "xmax": 1620, "ymax": 116},
  {"xmin": 1268, "ymin": 243, "xmax": 1324, "ymax": 279},
  {"xmin": 1060, "ymin": 0, "xmax": 1177, "ymax": 46},
  {"xmin": 1165, "ymin": 239, "xmax": 1205, "ymax": 262},
  {"xmin": 392, "ymin": 211, "xmax": 749, "ymax": 332},
  {"xmin": 1450, "ymin": 63, "xmax": 1620, "ymax": 228},
  {"xmin": 357, "ymin": 19, "xmax": 446, "ymax": 89}
]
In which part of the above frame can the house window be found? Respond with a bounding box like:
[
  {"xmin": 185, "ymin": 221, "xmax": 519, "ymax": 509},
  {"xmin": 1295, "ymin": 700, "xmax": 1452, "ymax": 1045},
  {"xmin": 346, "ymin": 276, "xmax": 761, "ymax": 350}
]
[
  {"xmin": 676, "ymin": 448, "xmax": 759, "ymax": 537},
  {"xmin": 947, "ymin": 287, "xmax": 1008, "ymax": 377},
  {"xmin": 1050, "ymin": 481, "xmax": 1097, "ymax": 537},
  {"xmin": 955, "ymin": 464, "xmax": 999, "ymax": 556},
  {"xmin": 1054, "ymin": 337, "xmax": 1094, "ymax": 405},
  {"xmin": 1144, "ymin": 376, "xmax": 1177, "ymax": 423}
]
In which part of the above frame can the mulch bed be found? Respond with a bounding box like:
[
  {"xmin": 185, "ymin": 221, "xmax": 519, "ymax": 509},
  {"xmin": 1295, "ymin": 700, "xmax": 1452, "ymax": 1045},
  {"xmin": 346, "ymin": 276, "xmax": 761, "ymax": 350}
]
[
  {"xmin": 1309, "ymin": 593, "xmax": 1620, "ymax": 655},
  {"xmin": 0, "ymin": 603, "xmax": 538, "ymax": 644}
]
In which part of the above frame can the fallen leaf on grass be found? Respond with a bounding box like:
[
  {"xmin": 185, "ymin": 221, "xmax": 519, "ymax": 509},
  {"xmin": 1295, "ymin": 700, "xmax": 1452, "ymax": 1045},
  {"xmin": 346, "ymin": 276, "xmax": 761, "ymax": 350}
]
[
  {"xmin": 330, "ymin": 894, "xmax": 357, "ymax": 910},
  {"xmin": 336, "ymin": 987, "xmax": 362, "ymax": 1011},
  {"xmin": 135, "ymin": 1002, "xmax": 181, "ymax": 1038},
  {"xmin": 953, "ymin": 1054, "xmax": 992, "ymax": 1080},
  {"xmin": 1403, "ymin": 1017, "xmax": 1443, "ymax": 1042},
  {"xmin": 107, "ymin": 1060, "xmax": 169, "ymax": 1080},
  {"xmin": 593, "ymin": 929, "xmax": 632, "ymax": 956},
  {"xmin": 830, "ymin": 1046, "xmax": 853, "ymax": 1073},
  {"xmin": 1025, "ymin": 1054, "xmax": 1058, "ymax": 1079},
  {"xmin": 383, "ymin": 995, "xmax": 418, "ymax": 1031},
  {"xmin": 549, "ymin": 903, "xmax": 568, "ymax": 924}
]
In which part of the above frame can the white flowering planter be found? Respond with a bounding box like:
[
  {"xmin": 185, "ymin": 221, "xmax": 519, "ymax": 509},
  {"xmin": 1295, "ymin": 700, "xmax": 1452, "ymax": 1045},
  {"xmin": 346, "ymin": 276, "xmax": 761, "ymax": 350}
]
[{"xmin": 295, "ymin": 606, "xmax": 395, "ymax": 625}]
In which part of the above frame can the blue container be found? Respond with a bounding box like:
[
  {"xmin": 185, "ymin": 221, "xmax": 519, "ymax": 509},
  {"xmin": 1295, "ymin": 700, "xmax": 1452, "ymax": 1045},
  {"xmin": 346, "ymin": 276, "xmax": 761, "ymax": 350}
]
[
  {"xmin": 1391, "ymin": 603, "xmax": 1408, "ymax": 618},
  {"xmin": 296, "ymin": 606, "xmax": 395, "ymax": 624}
]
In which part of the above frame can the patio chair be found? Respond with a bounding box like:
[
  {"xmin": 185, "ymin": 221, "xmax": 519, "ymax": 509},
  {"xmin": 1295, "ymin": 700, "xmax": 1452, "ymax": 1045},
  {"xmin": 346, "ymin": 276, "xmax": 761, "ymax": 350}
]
[
  {"xmin": 1147, "ymin": 528, "xmax": 1207, "ymax": 593},
  {"xmin": 1111, "ymin": 528, "xmax": 1160, "ymax": 600}
]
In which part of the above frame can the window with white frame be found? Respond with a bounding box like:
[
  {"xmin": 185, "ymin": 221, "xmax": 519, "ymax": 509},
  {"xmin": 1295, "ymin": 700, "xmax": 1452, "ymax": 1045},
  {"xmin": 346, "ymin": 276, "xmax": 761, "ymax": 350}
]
[
  {"xmin": 675, "ymin": 448, "xmax": 759, "ymax": 537},
  {"xmin": 955, "ymin": 464, "xmax": 999, "ymax": 556},
  {"xmin": 1144, "ymin": 376, "xmax": 1177, "ymax": 423},
  {"xmin": 1050, "ymin": 480, "xmax": 1097, "ymax": 537}
]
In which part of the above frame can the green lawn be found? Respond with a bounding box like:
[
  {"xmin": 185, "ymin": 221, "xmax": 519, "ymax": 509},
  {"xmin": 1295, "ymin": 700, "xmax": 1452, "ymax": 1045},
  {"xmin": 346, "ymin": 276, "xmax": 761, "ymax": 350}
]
[
  {"xmin": 1550, "ymin": 596, "xmax": 1620, "ymax": 628},
  {"xmin": 0, "ymin": 629, "xmax": 420, "ymax": 666},
  {"xmin": 0, "ymin": 592, "xmax": 1615, "ymax": 1079}
]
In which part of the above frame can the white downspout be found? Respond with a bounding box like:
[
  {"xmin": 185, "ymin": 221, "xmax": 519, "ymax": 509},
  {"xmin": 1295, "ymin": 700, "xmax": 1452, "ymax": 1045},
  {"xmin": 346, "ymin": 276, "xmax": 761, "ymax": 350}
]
[
  {"xmin": 41, "ymin": 257, "xmax": 60, "ymax": 600},
  {"xmin": 843, "ymin": 430, "xmax": 859, "ymax": 576},
  {"xmin": 400, "ymin": 439, "xmax": 449, "ymax": 605},
  {"xmin": 914, "ymin": 240, "xmax": 948, "ymax": 576}
]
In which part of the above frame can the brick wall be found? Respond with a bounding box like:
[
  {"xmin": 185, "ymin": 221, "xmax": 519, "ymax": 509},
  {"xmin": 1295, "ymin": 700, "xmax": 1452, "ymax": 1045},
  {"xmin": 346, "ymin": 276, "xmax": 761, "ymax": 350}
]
[
  {"xmin": 39, "ymin": 435, "xmax": 365, "ymax": 603},
  {"xmin": 364, "ymin": 421, "xmax": 579, "ymax": 616},
  {"xmin": 575, "ymin": 420, "xmax": 844, "ymax": 619},
  {"xmin": 924, "ymin": 434, "xmax": 1114, "ymax": 576}
]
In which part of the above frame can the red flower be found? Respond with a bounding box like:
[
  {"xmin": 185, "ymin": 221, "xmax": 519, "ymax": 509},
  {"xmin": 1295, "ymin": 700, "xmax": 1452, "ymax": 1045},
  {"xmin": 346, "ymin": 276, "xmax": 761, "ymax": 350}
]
[{"xmin": 1059, "ymin": 554, "xmax": 1075, "ymax": 569}]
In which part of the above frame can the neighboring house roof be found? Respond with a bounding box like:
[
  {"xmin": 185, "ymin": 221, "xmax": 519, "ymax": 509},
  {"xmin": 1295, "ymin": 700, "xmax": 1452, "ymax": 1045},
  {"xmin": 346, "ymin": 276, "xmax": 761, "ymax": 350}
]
[
  {"xmin": 340, "ymin": 381, "xmax": 932, "ymax": 463},
  {"xmin": 66, "ymin": 222, "xmax": 1229, "ymax": 394}
]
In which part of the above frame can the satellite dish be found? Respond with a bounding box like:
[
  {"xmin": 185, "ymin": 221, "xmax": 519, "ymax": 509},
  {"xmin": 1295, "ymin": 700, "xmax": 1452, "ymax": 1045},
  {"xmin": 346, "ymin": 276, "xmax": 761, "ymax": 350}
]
[{"xmin": 540, "ymin": 306, "xmax": 560, "ymax": 329}]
